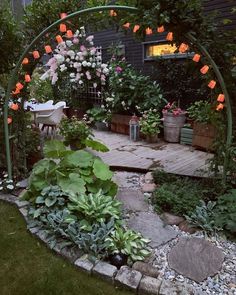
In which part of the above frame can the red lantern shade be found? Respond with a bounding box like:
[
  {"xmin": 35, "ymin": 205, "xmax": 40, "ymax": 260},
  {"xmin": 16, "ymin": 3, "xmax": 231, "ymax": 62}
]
[
  {"xmin": 16, "ymin": 82, "xmax": 24, "ymax": 90},
  {"xmin": 25, "ymin": 74, "xmax": 31, "ymax": 83},
  {"xmin": 192, "ymin": 54, "xmax": 201, "ymax": 62},
  {"xmin": 200, "ymin": 65, "xmax": 209, "ymax": 75},
  {"xmin": 59, "ymin": 23, "xmax": 67, "ymax": 33},
  {"xmin": 217, "ymin": 94, "xmax": 225, "ymax": 103},
  {"xmin": 179, "ymin": 43, "xmax": 189, "ymax": 53},
  {"xmin": 7, "ymin": 117, "xmax": 12, "ymax": 124},
  {"xmin": 133, "ymin": 25, "xmax": 140, "ymax": 33},
  {"xmin": 66, "ymin": 30, "xmax": 73, "ymax": 38},
  {"xmin": 56, "ymin": 35, "xmax": 63, "ymax": 44},
  {"xmin": 157, "ymin": 26, "xmax": 165, "ymax": 33},
  {"xmin": 33, "ymin": 51, "xmax": 40, "ymax": 59},
  {"xmin": 109, "ymin": 10, "xmax": 117, "ymax": 17},
  {"xmin": 166, "ymin": 32, "xmax": 173, "ymax": 41},
  {"xmin": 146, "ymin": 28, "xmax": 153, "ymax": 35},
  {"xmin": 22, "ymin": 58, "xmax": 29, "ymax": 65},
  {"xmin": 60, "ymin": 13, "xmax": 67, "ymax": 19},
  {"xmin": 45, "ymin": 45, "xmax": 52, "ymax": 54},
  {"xmin": 10, "ymin": 103, "xmax": 19, "ymax": 111},
  {"xmin": 123, "ymin": 23, "xmax": 130, "ymax": 29},
  {"xmin": 216, "ymin": 103, "xmax": 224, "ymax": 111},
  {"xmin": 208, "ymin": 80, "xmax": 216, "ymax": 89}
]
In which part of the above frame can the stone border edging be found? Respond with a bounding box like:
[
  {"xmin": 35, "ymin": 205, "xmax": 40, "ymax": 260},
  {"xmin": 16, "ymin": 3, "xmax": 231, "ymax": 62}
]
[{"xmin": 0, "ymin": 193, "xmax": 197, "ymax": 295}]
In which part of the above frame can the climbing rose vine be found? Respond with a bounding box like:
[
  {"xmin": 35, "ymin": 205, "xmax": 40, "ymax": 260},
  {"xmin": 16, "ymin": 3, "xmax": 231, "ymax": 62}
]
[{"xmin": 41, "ymin": 26, "xmax": 109, "ymax": 89}]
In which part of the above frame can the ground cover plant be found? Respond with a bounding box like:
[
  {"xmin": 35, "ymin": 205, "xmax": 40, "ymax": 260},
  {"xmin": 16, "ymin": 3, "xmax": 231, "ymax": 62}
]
[
  {"xmin": 0, "ymin": 201, "xmax": 133, "ymax": 295},
  {"xmin": 152, "ymin": 169, "xmax": 235, "ymax": 238},
  {"xmin": 22, "ymin": 140, "xmax": 150, "ymax": 262}
]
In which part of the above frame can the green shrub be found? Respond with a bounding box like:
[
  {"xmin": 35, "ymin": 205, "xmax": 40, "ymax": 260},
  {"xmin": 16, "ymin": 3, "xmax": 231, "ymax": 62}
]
[
  {"xmin": 152, "ymin": 169, "xmax": 178, "ymax": 185},
  {"xmin": 152, "ymin": 178, "xmax": 202, "ymax": 215}
]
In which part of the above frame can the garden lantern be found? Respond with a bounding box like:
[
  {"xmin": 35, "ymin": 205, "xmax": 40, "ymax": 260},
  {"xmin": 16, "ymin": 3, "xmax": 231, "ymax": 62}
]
[
  {"xmin": 123, "ymin": 22, "xmax": 130, "ymax": 29},
  {"xmin": 179, "ymin": 43, "xmax": 189, "ymax": 53},
  {"xmin": 60, "ymin": 13, "xmax": 67, "ymax": 19},
  {"xmin": 45, "ymin": 45, "xmax": 52, "ymax": 53},
  {"xmin": 200, "ymin": 65, "xmax": 209, "ymax": 74},
  {"xmin": 60, "ymin": 24, "xmax": 67, "ymax": 33},
  {"xmin": 216, "ymin": 103, "xmax": 224, "ymax": 111},
  {"xmin": 192, "ymin": 54, "xmax": 201, "ymax": 62},
  {"xmin": 129, "ymin": 115, "xmax": 140, "ymax": 141},
  {"xmin": 109, "ymin": 10, "xmax": 117, "ymax": 17},
  {"xmin": 66, "ymin": 30, "xmax": 73, "ymax": 38},
  {"xmin": 16, "ymin": 82, "xmax": 24, "ymax": 90},
  {"xmin": 217, "ymin": 94, "xmax": 225, "ymax": 103},
  {"xmin": 133, "ymin": 25, "xmax": 140, "ymax": 33},
  {"xmin": 33, "ymin": 50, "xmax": 40, "ymax": 59},
  {"xmin": 25, "ymin": 74, "xmax": 31, "ymax": 83},
  {"xmin": 157, "ymin": 26, "xmax": 164, "ymax": 33},
  {"xmin": 22, "ymin": 58, "xmax": 29, "ymax": 65},
  {"xmin": 146, "ymin": 28, "xmax": 152, "ymax": 35},
  {"xmin": 208, "ymin": 80, "xmax": 216, "ymax": 89},
  {"xmin": 56, "ymin": 35, "xmax": 63, "ymax": 43},
  {"xmin": 166, "ymin": 32, "xmax": 173, "ymax": 41},
  {"xmin": 7, "ymin": 117, "xmax": 12, "ymax": 124},
  {"xmin": 10, "ymin": 103, "xmax": 19, "ymax": 111}
]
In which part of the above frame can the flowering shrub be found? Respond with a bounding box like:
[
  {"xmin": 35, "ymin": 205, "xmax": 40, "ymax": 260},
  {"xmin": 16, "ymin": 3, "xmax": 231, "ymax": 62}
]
[
  {"xmin": 162, "ymin": 101, "xmax": 186, "ymax": 116},
  {"xmin": 41, "ymin": 26, "xmax": 109, "ymax": 96},
  {"xmin": 0, "ymin": 173, "xmax": 15, "ymax": 193},
  {"xmin": 140, "ymin": 109, "xmax": 161, "ymax": 136}
]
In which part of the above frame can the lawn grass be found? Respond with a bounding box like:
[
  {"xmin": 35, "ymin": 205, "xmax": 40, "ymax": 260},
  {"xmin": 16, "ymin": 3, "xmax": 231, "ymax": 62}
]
[{"xmin": 0, "ymin": 201, "xmax": 132, "ymax": 295}]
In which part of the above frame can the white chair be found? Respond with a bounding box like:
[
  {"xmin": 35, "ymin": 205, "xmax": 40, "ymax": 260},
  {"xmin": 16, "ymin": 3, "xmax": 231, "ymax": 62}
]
[
  {"xmin": 36, "ymin": 105, "xmax": 65, "ymax": 137},
  {"xmin": 54, "ymin": 101, "xmax": 66, "ymax": 108}
]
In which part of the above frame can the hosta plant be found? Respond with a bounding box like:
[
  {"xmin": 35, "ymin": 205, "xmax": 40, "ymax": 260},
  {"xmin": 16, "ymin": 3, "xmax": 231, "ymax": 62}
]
[{"xmin": 106, "ymin": 226, "xmax": 150, "ymax": 263}]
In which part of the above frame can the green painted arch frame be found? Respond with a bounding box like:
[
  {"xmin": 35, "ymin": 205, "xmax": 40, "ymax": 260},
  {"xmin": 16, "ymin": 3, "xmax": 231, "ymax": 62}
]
[{"xmin": 4, "ymin": 5, "xmax": 232, "ymax": 183}]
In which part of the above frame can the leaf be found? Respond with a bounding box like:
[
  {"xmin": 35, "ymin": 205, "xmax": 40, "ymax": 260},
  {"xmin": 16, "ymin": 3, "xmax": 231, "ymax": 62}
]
[
  {"xmin": 58, "ymin": 173, "xmax": 86, "ymax": 195},
  {"xmin": 43, "ymin": 140, "xmax": 66, "ymax": 158},
  {"xmin": 93, "ymin": 159, "xmax": 113, "ymax": 180},
  {"xmin": 62, "ymin": 150, "xmax": 94, "ymax": 168},
  {"xmin": 85, "ymin": 139, "xmax": 109, "ymax": 152},
  {"xmin": 45, "ymin": 196, "xmax": 57, "ymax": 207}
]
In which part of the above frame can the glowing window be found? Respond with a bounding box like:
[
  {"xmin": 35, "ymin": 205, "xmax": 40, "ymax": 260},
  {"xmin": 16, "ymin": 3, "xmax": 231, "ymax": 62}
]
[{"xmin": 147, "ymin": 43, "xmax": 178, "ymax": 57}]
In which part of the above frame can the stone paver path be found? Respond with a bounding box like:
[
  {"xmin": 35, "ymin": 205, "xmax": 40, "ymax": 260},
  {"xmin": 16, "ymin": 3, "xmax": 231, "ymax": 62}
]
[{"xmin": 93, "ymin": 130, "xmax": 213, "ymax": 177}]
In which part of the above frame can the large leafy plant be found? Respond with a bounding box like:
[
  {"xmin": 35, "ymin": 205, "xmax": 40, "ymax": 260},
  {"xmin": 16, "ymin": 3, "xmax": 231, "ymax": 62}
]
[
  {"xmin": 22, "ymin": 140, "xmax": 117, "ymax": 202},
  {"xmin": 140, "ymin": 109, "xmax": 161, "ymax": 135}
]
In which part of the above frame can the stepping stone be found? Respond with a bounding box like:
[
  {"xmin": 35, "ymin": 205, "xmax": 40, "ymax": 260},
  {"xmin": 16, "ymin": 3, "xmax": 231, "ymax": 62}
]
[
  {"xmin": 160, "ymin": 212, "xmax": 184, "ymax": 226},
  {"xmin": 168, "ymin": 237, "xmax": 225, "ymax": 282},
  {"xmin": 117, "ymin": 189, "xmax": 149, "ymax": 213},
  {"xmin": 127, "ymin": 212, "xmax": 178, "ymax": 248}
]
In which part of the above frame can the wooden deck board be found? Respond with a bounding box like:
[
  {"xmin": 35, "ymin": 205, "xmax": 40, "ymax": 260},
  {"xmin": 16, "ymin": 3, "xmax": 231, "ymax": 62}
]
[{"xmin": 93, "ymin": 130, "xmax": 214, "ymax": 176}]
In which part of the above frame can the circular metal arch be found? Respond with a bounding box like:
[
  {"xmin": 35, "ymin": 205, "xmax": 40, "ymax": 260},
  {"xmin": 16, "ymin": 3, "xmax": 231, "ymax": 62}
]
[{"xmin": 4, "ymin": 5, "xmax": 232, "ymax": 183}]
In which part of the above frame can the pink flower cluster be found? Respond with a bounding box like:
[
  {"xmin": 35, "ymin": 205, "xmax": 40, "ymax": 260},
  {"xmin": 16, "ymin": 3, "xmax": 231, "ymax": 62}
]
[{"xmin": 162, "ymin": 102, "xmax": 185, "ymax": 116}]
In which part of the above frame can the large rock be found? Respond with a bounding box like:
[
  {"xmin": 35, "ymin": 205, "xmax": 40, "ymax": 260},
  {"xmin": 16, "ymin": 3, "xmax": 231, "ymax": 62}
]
[
  {"xmin": 115, "ymin": 266, "xmax": 142, "ymax": 291},
  {"xmin": 160, "ymin": 212, "xmax": 185, "ymax": 226},
  {"xmin": 92, "ymin": 261, "xmax": 117, "ymax": 281},
  {"xmin": 142, "ymin": 183, "xmax": 157, "ymax": 193},
  {"xmin": 144, "ymin": 172, "xmax": 154, "ymax": 184},
  {"xmin": 168, "ymin": 237, "xmax": 225, "ymax": 282},
  {"xmin": 159, "ymin": 279, "xmax": 201, "ymax": 295},
  {"xmin": 178, "ymin": 220, "xmax": 198, "ymax": 234},
  {"xmin": 117, "ymin": 189, "xmax": 149, "ymax": 213},
  {"xmin": 127, "ymin": 212, "xmax": 178, "ymax": 248},
  {"xmin": 133, "ymin": 261, "xmax": 159, "ymax": 278}
]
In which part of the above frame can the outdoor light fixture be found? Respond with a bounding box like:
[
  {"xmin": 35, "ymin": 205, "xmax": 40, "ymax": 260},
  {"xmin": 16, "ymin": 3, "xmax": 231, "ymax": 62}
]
[
  {"xmin": 157, "ymin": 26, "xmax": 165, "ymax": 33},
  {"xmin": 66, "ymin": 30, "xmax": 73, "ymax": 38},
  {"xmin": 192, "ymin": 54, "xmax": 201, "ymax": 62},
  {"xmin": 200, "ymin": 65, "xmax": 209, "ymax": 74},
  {"xmin": 208, "ymin": 80, "xmax": 216, "ymax": 89},
  {"xmin": 129, "ymin": 115, "xmax": 140, "ymax": 142},
  {"xmin": 133, "ymin": 25, "xmax": 140, "ymax": 33},
  {"xmin": 45, "ymin": 45, "xmax": 52, "ymax": 54}
]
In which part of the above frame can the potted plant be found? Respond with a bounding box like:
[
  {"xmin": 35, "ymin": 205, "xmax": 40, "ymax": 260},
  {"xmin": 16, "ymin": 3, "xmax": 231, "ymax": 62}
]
[
  {"xmin": 59, "ymin": 116, "xmax": 92, "ymax": 150},
  {"xmin": 140, "ymin": 109, "xmax": 161, "ymax": 143},
  {"xmin": 162, "ymin": 102, "xmax": 186, "ymax": 143},
  {"xmin": 187, "ymin": 100, "xmax": 220, "ymax": 150},
  {"xmin": 86, "ymin": 107, "xmax": 110, "ymax": 131}
]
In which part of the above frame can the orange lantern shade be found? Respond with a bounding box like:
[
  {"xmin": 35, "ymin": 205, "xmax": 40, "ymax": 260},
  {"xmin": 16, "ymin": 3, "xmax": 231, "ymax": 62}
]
[
  {"xmin": 22, "ymin": 58, "xmax": 29, "ymax": 65},
  {"xmin": 192, "ymin": 54, "xmax": 201, "ymax": 62},
  {"xmin": 33, "ymin": 51, "xmax": 40, "ymax": 59},
  {"xmin": 59, "ymin": 23, "xmax": 67, "ymax": 33},
  {"xmin": 166, "ymin": 32, "xmax": 173, "ymax": 41},
  {"xmin": 12, "ymin": 88, "xmax": 20, "ymax": 95},
  {"xmin": 66, "ymin": 30, "xmax": 73, "ymax": 38},
  {"xmin": 146, "ymin": 27, "xmax": 153, "ymax": 35},
  {"xmin": 60, "ymin": 13, "xmax": 67, "ymax": 19},
  {"xmin": 109, "ymin": 10, "xmax": 117, "ymax": 17},
  {"xmin": 208, "ymin": 80, "xmax": 216, "ymax": 89},
  {"xmin": 157, "ymin": 26, "xmax": 165, "ymax": 33},
  {"xmin": 216, "ymin": 103, "xmax": 224, "ymax": 111},
  {"xmin": 7, "ymin": 117, "xmax": 12, "ymax": 124},
  {"xmin": 10, "ymin": 103, "xmax": 19, "ymax": 111},
  {"xmin": 16, "ymin": 82, "xmax": 24, "ymax": 90},
  {"xmin": 45, "ymin": 45, "xmax": 52, "ymax": 54},
  {"xmin": 179, "ymin": 43, "xmax": 189, "ymax": 53},
  {"xmin": 25, "ymin": 74, "xmax": 31, "ymax": 83},
  {"xmin": 217, "ymin": 94, "xmax": 225, "ymax": 103},
  {"xmin": 56, "ymin": 35, "xmax": 63, "ymax": 44},
  {"xmin": 123, "ymin": 22, "xmax": 130, "ymax": 29},
  {"xmin": 133, "ymin": 25, "xmax": 140, "ymax": 33},
  {"xmin": 200, "ymin": 65, "xmax": 209, "ymax": 75}
]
